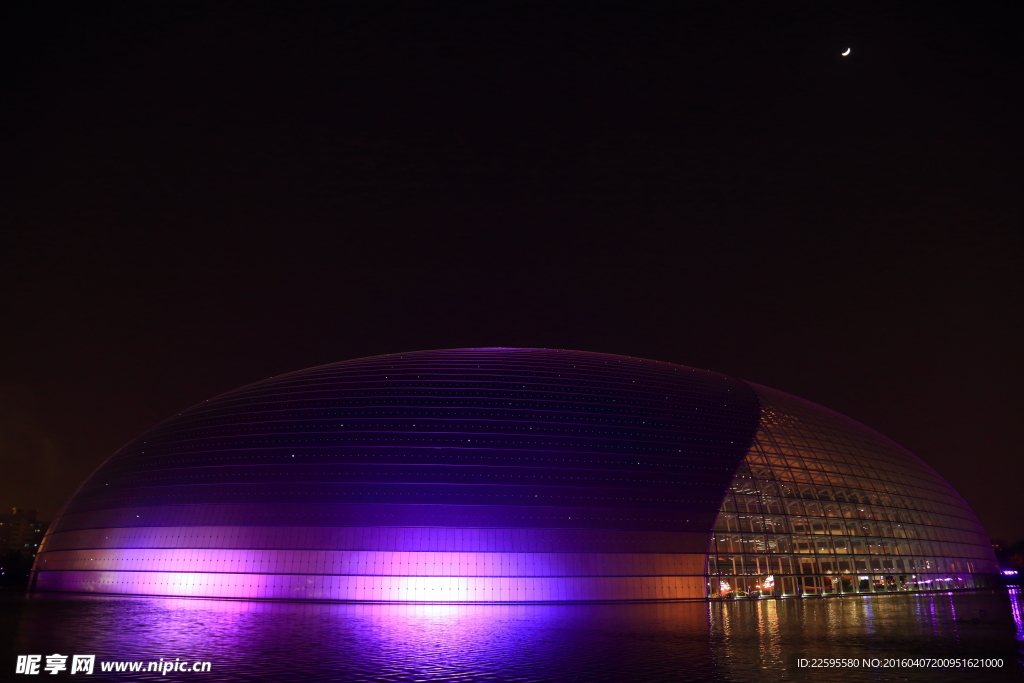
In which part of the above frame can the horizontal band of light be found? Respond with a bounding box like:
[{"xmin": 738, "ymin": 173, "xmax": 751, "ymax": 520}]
[
  {"xmin": 34, "ymin": 571, "xmax": 708, "ymax": 601},
  {"xmin": 50, "ymin": 504, "xmax": 719, "ymax": 535},
  {"xmin": 36, "ymin": 548, "xmax": 707, "ymax": 577},
  {"xmin": 41, "ymin": 526, "xmax": 710, "ymax": 554}
]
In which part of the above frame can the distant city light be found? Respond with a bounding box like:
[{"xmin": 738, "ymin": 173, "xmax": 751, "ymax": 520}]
[{"xmin": 1002, "ymin": 569, "xmax": 1019, "ymax": 576}]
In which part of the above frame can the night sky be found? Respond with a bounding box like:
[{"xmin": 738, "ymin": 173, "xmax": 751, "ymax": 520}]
[{"xmin": 1, "ymin": 2, "xmax": 1020, "ymax": 540}]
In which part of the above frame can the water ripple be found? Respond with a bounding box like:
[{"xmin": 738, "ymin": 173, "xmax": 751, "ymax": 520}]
[{"xmin": 2, "ymin": 590, "xmax": 1022, "ymax": 682}]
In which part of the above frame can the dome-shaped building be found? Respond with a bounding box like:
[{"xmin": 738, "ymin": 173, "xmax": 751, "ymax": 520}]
[{"xmin": 32, "ymin": 348, "xmax": 997, "ymax": 601}]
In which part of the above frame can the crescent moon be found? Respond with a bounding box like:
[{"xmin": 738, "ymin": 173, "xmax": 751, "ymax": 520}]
[{"xmin": 842, "ymin": 48, "xmax": 851, "ymax": 56}]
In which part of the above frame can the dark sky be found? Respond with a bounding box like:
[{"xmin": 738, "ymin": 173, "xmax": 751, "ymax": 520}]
[{"xmin": 1, "ymin": 2, "xmax": 1021, "ymax": 539}]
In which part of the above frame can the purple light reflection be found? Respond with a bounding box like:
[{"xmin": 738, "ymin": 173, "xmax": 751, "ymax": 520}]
[
  {"xmin": 13, "ymin": 592, "xmax": 1023, "ymax": 682},
  {"xmin": 1010, "ymin": 588, "xmax": 1024, "ymax": 642},
  {"xmin": 14, "ymin": 594, "xmax": 714, "ymax": 682}
]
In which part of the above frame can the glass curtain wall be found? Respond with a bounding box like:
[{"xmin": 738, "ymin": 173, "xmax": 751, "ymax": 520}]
[{"xmin": 708, "ymin": 384, "xmax": 998, "ymax": 598}]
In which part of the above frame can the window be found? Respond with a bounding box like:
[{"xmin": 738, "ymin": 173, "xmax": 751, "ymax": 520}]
[{"xmin": 708, "ymin": 385, "xmax": 998, "ymax": 598}]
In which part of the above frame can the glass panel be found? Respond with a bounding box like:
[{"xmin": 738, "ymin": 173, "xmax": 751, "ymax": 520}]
[{"xmin": 707, "ymin": 384, "xmax": 999, "ymax": 599}]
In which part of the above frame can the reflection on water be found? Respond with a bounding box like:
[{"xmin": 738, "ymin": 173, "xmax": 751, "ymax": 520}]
[
  {"xmin": 1011, "ymin": 588, "xmax": 1024, "ymax": 641},
  {"xmin": 2, "ymin": 590, "xmax": 1022, "ymax": 682},
  {"xmin": 710, "ymin": 592, "xmax": 1023, "ymax": 682}
]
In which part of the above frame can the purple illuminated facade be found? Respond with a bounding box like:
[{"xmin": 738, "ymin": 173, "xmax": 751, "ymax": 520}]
[{"xmin": 31, "ymin": 349, "xmax": 998, "ymax": 601}]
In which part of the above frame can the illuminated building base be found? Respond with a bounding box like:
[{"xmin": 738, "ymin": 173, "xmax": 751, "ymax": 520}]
[{"xmin": 34, "ymin": 571, "xmax": 708, "ymax": 602}]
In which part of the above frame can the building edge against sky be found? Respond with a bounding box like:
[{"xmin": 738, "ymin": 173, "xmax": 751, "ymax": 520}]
[{"xmin": 30, "ymin": 348, "xmax": 998, "ymax": 601}]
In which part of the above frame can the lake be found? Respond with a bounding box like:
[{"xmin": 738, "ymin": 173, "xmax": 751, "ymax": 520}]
[{"xmin": 3, "ymin": 588, "xmax": 1022, "ymax": 682}]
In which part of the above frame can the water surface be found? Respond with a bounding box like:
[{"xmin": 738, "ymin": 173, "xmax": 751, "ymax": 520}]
[{"xmin": 3, "ymin": 589, "xmax": 1022, "ymax": 682}]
